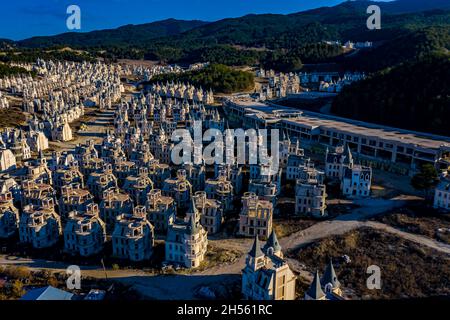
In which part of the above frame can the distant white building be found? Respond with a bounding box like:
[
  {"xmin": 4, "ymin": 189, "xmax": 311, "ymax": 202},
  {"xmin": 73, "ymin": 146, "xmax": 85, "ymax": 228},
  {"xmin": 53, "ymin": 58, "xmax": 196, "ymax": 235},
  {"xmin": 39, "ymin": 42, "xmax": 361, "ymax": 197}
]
[
  {"xmin": 326, "ymin": 146, "xmax": 372, "ymax": 198},
  {"xmin": 325, "ymin": 146, "xmax": 353, "ymax": 180},
  {"xmin": 341, "ymin": 165, "xmax": 372, "ymax": 198},
  {"xmin": 434, "ymin": 171, "xmax": 450, "ymax": 211}
]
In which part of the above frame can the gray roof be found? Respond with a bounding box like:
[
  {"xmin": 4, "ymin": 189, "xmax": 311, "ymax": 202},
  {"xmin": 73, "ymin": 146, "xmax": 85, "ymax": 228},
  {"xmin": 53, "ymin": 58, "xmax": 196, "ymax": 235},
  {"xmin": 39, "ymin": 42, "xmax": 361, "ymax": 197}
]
[
  {"xmin": 306, "ymin": 270, "xmax": 326, "ymax": 300},
  {"xmin": 186, "ymin": 198, "xmax": 200, "ymax": 235},
  {"xmin": 248, "ymin": 235, "xmax": 264, "ymax": 258},
  {"xmin": 321, "ymin": 259, "xmax": 340, "ymax": 289},
  {"xmin": 263, "ymin": 230, "xmax": 281, "ymax": 254},
  {"xmin": 20, "ymin": 286, "xmax": 74, "ymax": 301}
]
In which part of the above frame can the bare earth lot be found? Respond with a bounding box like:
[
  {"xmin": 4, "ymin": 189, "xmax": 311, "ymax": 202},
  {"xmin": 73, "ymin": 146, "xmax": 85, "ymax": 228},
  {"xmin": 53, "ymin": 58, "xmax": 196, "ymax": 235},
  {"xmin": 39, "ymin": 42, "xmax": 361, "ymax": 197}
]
[{"xmin": 289, "ymin": 227, "xmax": 450, "ymax": 299}]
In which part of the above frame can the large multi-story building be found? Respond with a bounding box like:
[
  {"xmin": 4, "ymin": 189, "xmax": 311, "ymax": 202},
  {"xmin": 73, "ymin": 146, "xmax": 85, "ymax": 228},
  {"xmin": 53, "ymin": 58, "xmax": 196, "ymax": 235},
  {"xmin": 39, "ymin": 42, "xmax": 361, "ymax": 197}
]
[
  {"xmin": 148, "ymin": 160, "xmax": 171, "ymax": 189},
  {"xmin": 238, "ymin": 192, "xmax": 273, "ymax": 239},
  {"xmin": 188, "ymin": 191, "xmax": 223, "ymax": 234},
  {"xmin": 146, "ymin": 189, "xmax": 176, "ymax": 234},
  {"xmin": 0, "ymin": 191, "xmax": 19, "ymax": 238},
  {"xmin": 122, "ymin": 167, "xmax": 154, "ymax": 206},
  {"xmin": 165, "ymin": 199, "xmax": 208, "ymax": 268},
  {"xmin": 249, "ymin": 163, "xmax": 282, "ymax": 205},
  {"xmin": 295, "ymin": 180, "xmax": 327, "ymax": 218},
  {"xmin": 99, "ymin": 188, "xmax": 133, "ymax": 232},
  {"xmin": 19, "ymin": 200, "xmax": 61, "ymax": 249},
  {"xmin": 53, "ymin": 164, "xmax": 84, "ymax": 194},
  {"xmin": 205, "ymin": 170, "xmax": 234, "ymax": 212},
  {"xmin": 64, "ymin": 203, "xmax": 106, "ymax": 257},
  {"xmin": 162, "ymin": 169, "xmax": 192, "ymax": 209},
  {"xmin": 22, "ymin": 151, "xmax": 52, "ymax": 184},
  {"xmin": 224, "ymin": 97, "xmax": 450, "ymax": 173},
  {"xmin": 214, "ymin": 163, "xmax": 243, "ymax": 195},
  {"xmin": 21, "ymin": 180, "xmax": 56, "ymax": 209},
  {"xmin": 112, "ymin": 206, "xmax": 155, "ymax": 261},
  {"xmin": 325, "ymin": 146, "xmax": 353, "ymax": 180},
  {"xmin": 86, "ymin": 164, "xmax": 118, "ymax": 201},
  {"xmin": 59, "ymin": 184, "xmax": 95, "ymax": 219},
  {"xmin": 241, "ymin": 233, "xmax": 296, "ymax": 300},
  {"xmin": 325, "ymin": 145, "xmax": 372, "ymax": 198},
  {"xmin": 295, "ymin": 165, "xmax": 327, "ymax": 218},
  {"xmin": 113, "ymin": 160, "xmax": 136, "ymax": 187},
  {"xmin": 184, "ymin": 162, "xmax": 206, "ymax": 191}
]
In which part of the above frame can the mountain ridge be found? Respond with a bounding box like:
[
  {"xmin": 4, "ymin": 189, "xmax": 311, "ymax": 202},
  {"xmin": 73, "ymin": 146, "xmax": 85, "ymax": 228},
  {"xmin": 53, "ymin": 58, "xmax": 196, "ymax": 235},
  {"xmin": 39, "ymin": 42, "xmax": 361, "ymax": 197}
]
[{"xmin": 10, "ymin": 0, "xmax": 450, "ymax": 48}]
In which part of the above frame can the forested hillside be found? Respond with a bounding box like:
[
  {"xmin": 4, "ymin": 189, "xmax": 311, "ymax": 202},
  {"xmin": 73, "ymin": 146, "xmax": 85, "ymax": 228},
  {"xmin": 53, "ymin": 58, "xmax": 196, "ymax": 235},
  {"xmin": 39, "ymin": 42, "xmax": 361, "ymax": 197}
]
[
  {"xmin": 145, "ymin": 64, "xmax": 254, "ymax": 94},
  {"xmin": 331, "ymin": 54, "xmax": 450, "ymax": 136}
]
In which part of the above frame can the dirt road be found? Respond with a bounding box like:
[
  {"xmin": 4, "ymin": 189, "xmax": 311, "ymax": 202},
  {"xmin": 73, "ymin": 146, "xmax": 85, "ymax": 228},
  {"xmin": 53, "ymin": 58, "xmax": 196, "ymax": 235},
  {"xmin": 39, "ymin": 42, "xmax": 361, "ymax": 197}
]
[{"xmin": 3, "ymin": 194, "xmax": 447, "ymax": 299}]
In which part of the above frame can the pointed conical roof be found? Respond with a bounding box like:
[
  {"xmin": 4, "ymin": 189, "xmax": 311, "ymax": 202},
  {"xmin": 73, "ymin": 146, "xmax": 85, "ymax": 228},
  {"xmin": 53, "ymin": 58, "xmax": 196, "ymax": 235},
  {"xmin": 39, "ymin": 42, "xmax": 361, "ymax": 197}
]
[
  {"xmin": 186, "ymin": 198, "xmax": 199, "ymax": 234},
  {"xmin": 343, "ymin": 145, "xmax": 353, "ymax": 165},
  {"xmin": 248, "ymin": 235, "xmax": 264, "ymax": 258},
  {"xmin": 263, "ymin": 230, "xmax": 281, "ymax": 254},
  {"xmin": 187, "ymin": 197, "xmax": 198, "ymax": 216},
  {"xmin": 321, "ymin": 259, "xmax": 340, "ymax": 289},
  {"xmin": 306, "ymin": 270, "xmax": 326, "ymax": 300}
]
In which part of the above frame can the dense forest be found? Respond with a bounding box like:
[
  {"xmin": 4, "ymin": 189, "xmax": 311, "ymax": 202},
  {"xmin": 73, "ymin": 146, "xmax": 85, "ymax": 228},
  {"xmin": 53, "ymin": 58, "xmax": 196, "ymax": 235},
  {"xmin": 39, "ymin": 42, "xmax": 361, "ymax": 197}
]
[
  {"xmin": 341, "ymin": 26, "xmax": 450, "ymax": 72},
  {"xmin": 331, "ymin": 54, "xmax": 450, "ymax": 136},
  {"xmin": 0, "ymin": 48, "xmax": 96, "ymax": 63},
  {"xmin": 2, "ymin": 0, "xmax": 448, "ymax": 70},
  {"xmin": 0, "ymin": 63, "xmax": 35, "ymax": 77},
  {"xmin": 145, "ymin": 64, "xmax": 254, "ymax": 94}
]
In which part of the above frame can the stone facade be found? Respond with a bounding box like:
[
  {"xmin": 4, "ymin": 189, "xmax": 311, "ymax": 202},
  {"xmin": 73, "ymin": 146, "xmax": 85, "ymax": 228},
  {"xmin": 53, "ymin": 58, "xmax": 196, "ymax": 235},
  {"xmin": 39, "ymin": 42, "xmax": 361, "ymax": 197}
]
[
  {"xmin": 19, "ymin": 200, "xmax": 61, "ymax": 249},
  {"xmin": 59, "ymin": 184, "xmax": 95, "ymax": 219},
  {"xmin": 165, "ymin": 199, "xmax": 208, "ymax": 268},
  {"xmin": 146, "ymin": 189, "xmax": 176, "ymax": 235},
  {"xmin": 238, "ymin": 192, "xmax": 273, "ymax": 239},
  {"xmin": 242, "ymin": 234, "xmax": 296, "ymax": 300},
  {"xmin": 189, "ymin": 191, "xmax": 223, "ymax": 235},
  {"xmin": 99, "ymin": 188, "xmax": 133, "ymax": 232},
  {"xmin": 64, "ymin": 203, "xmax": 106, "ymax": 257},
  {"xmin": 0, "ymin": 192, "xmax": 19, "ymax": 238},
  {"xmin": 162, "ymin": 169, "xmax": 192, "ymax": 209},
  {"xmin": 112, "ymin": 206, "xmax": 155, "ymax": 261},
  {"xmin": 434, "ymin": 171, "xmax": 450, "ymax": 211},
  {"xmin": 205, "ymin": 169, "xmax": 234, "ymax": 212}
]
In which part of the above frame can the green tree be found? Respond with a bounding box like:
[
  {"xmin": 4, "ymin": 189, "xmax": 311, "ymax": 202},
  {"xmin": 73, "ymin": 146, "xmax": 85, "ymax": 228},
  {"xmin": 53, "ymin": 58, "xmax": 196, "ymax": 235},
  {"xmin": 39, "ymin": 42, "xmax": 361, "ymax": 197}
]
[
  {"xmin": 11, "ymin": 280, "xmax": 25, "ymax": 298},
  {"xmin": 411, "ymin": 164, "xmax": 439, "ymax": 197}
]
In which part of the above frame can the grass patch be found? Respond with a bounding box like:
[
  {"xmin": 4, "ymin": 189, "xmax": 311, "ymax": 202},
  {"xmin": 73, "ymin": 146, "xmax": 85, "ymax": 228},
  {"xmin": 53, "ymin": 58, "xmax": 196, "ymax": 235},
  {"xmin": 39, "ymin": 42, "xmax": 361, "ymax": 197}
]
[
  {"xmin": 0, "ymin": 106, "xmax": 27, "ymax": 128},
  {"xmin": 273, "ymin": 218, "xmax": 317, "ymax": 238},
  {"xmin": 374, "ymin": 206, "xmax": 450, "ymax": 245}
]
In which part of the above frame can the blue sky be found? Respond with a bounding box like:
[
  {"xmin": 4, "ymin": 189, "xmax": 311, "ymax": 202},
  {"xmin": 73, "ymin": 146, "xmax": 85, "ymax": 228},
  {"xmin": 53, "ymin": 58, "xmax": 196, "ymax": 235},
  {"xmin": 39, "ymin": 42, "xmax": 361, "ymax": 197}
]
[{"xmin": 0, "ymin": 0, "xmax": 391, "ymax": 40}]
